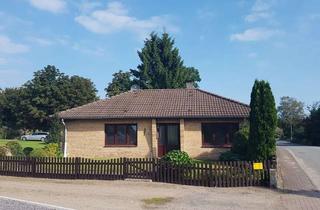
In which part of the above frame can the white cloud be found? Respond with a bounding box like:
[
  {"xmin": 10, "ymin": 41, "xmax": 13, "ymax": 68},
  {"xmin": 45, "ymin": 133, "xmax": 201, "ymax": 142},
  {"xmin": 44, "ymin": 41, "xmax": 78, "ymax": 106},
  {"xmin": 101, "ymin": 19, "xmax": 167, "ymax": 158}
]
[
  {"xmin": 78, "ymin": 1, "xmax": 102, "ymax": 14},
  {"xmin": 72, "ymin": 43, "xmax": 105, "ymax": 56},
  {"xmin": 230, "ymin": 28, "xmax": 282, "ymax": 42},
  {"xmin": 245, "ymin": 12, "xmax": 272, "ymax": 22},
  {"xmin": 245, "ymin": 0, "xmax": 273, "ymax": 22},
  {"xmin": 27, "ymin": 37, "xmax": 53, "ymax": 46},
  {"xmin": 29, "ymin": 0, "xmax": 66, "ymax": 13},
  {"xmin": 0, "ymin": 35, "xmax": 29, "ymax": 54},
  {"xmin": 75, "ymin": 2, "xmax": 178, "ymax": 37}
]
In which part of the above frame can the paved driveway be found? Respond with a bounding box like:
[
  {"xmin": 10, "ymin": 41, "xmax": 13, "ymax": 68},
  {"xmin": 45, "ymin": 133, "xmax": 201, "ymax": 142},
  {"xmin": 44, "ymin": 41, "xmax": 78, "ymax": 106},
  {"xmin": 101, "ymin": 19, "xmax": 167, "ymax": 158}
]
[
  {"xmin": 277, "ymin": 140, "xmax": 320, "ymax": 190},
  {"xmin": 0, "ymin": 176, "xmax": 284, "ymax": 210}
]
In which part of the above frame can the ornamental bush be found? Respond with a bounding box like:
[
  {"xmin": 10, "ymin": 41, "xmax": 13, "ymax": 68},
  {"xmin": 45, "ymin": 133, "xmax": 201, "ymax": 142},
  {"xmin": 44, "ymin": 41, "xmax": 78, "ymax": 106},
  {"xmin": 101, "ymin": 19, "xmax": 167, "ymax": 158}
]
[
  {"xmin": 161, "ymin": 150, "xmax": 193, "ymax": 166},
  {"xmin": 29, "ymin": 148, "xmax": 48, "ymax": 157},
  {"xmin": 5, "ymin": 141, "xmax": 24, "ymax": 156},
  {"xmin": 0, "ymin": 146, "xmax": 9, "ymax": 157},
  {"xmin": 219, "ymin": 151, "xmax": 242, "ymax": 161},
  {"xmin": 43, "ymin": 143, "xmax": 61, "ymax": 157},
  {"xmin": 29, "ymin": 143, "xmax": 61, "ymax": 157},
  {"xmin": 231, "ymin": 122, "xmax": 249, "ymax": 159},
  {"xmin": 23, "ymin": 147, "xmax": 34, "ymax": 156}
]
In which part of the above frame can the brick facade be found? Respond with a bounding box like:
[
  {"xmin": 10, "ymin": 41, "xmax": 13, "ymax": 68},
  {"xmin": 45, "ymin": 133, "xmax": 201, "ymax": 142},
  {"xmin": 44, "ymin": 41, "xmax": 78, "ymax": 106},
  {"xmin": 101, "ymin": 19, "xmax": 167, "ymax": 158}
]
[
  {"xmin": 183, "ymin": 120, "xmax": 230, "ymax": 159},
  {"xmin": 66, "ymin": 119, "xmax": 153, "ymax": 158},
  {"xmin": 65, "ymin": 119, "xmax": 239, "ymax": 159}
]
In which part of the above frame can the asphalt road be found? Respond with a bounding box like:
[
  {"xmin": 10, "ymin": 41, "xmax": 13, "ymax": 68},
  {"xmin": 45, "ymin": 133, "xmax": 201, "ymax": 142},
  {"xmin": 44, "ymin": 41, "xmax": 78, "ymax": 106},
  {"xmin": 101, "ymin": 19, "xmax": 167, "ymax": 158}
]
[
  {"xmin": 0, "ymin": 196, "xmax": 70, "ymax": 210},
  {"xmin": 277, "ymin": 140, "xmax": 320, "ymax": 190}
]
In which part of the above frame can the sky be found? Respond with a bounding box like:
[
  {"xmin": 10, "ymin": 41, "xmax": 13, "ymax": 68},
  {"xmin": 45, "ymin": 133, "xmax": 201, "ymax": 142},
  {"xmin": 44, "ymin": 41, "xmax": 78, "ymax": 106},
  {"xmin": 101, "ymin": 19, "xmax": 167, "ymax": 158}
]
[{"xmin": 0, "ymin": 0, "xmax": 319, "ymax": 106}]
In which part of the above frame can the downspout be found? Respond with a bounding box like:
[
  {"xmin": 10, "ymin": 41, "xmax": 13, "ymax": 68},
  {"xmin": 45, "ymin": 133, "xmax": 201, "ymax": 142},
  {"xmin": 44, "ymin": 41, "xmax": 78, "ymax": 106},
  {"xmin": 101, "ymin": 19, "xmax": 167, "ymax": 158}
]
[{"xmin": 61, "ymin": 119, "xmax": 67, "ymax": 157}]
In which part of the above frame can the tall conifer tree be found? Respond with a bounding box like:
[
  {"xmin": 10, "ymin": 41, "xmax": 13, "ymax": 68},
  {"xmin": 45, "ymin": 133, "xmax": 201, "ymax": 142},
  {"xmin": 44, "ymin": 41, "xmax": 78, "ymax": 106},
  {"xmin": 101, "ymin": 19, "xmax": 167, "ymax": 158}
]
[
  {"xmin": 130, "ymin": 32, "xmax": 201, "ymax": 89},
  {"xmin": 248, "ymin": 80, "xmax": 277, "ymax": 160}
]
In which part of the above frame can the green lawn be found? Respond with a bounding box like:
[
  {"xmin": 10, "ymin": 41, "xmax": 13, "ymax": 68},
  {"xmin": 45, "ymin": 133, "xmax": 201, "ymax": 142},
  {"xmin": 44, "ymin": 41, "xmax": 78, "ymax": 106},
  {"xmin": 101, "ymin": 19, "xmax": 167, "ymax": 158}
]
[{"xmin": 0, "ymin": 139, "xmax": 47, "ymax": 149}]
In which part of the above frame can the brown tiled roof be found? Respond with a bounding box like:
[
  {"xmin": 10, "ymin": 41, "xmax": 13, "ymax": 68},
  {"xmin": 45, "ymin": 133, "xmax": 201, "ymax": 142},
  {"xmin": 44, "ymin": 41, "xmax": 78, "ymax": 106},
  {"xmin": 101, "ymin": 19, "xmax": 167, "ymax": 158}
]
[{"xmin": 58, "ymin": 89, "xmax": 250, "ymax": 120}]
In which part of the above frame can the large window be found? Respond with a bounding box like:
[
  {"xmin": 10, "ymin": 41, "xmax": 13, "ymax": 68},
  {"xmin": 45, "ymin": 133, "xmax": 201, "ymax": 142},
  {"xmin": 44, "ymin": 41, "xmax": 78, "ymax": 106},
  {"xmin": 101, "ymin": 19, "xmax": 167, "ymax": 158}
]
[
  {"xmin": 202, "ymin": 123, "xmax": 238, "ymax": 148},
  {"xmin": 105, "ymin": 124, "xmax": 137, "ymax": 146}
]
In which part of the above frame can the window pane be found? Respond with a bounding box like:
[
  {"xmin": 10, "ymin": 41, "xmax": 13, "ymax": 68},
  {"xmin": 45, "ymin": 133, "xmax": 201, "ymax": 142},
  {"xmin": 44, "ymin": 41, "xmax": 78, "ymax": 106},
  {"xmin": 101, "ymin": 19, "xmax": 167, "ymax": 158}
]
[
  {"xmin": 117, "ymin": 125, "xmax": 127, "ymax": 145},
  {"xmin": 158, "ymin": 126, "xmax": 166, "ymax": 145},
  {"xmin": 167, "ymin": 125, "xmax": 179, "ymax": 147},
  {"xmin": 213, "ymin": 125, "xmax": 225, "ymax": 145},
  {"xmin": 106, "ymin": 125, "xmax": 115, "ymax": 145},
  {"xmin": 202, "ymin": 123, "xmax": 238, "ymax": 146},
  {"xmin": 202, "ymin": 124, "xmax": 213, "ymax": 145},
  {"xmin": 128, "ymin": 125, "xmax": 137, "ymax": 145}
]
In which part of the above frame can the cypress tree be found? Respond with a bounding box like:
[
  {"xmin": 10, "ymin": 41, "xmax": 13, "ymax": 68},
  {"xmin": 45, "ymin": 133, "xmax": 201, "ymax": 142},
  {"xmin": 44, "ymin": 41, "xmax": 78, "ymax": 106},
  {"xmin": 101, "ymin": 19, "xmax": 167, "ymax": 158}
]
[{"xmin": 248, "ymin": 80, "xmax": 277, "ymax": 160}]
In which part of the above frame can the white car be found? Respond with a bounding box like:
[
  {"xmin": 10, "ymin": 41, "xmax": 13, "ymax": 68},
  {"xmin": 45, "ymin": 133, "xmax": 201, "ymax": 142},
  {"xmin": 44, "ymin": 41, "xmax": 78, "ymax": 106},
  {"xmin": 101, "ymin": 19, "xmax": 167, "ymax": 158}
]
[{"xmin": 21, "ymin": 132, "xmax": 49, "ymax": 141}]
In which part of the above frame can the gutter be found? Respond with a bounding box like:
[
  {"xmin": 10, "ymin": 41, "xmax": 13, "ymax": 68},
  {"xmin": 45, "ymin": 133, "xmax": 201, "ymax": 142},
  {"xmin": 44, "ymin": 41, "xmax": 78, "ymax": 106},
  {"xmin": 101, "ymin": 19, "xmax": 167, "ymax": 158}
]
[{"xmin": 61, "ymin": 119, "xmax": 67, "ymax": 158}]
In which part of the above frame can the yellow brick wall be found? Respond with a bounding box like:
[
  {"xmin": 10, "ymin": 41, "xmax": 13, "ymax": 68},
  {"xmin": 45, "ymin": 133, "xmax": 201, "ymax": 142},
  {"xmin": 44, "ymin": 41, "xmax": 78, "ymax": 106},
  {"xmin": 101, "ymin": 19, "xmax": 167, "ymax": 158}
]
[
  {"xmin": 65, "ymin": 119, "xmax": 235, "ymax": 160},
  {"xmin": 66, "ymin": 119, "xmax": 153, "ymax": 158},
  {"xmin": 183, "ymin": 120, "xmax": 230, "ymax": 160}
]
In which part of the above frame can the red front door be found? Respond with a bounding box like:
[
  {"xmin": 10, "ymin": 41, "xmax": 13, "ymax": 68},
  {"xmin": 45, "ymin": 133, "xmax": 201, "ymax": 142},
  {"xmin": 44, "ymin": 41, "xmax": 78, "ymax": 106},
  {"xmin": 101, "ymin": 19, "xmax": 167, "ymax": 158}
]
[{"xmin": 157, "ymin": 124, "xmax": 180, "ymax": 157}]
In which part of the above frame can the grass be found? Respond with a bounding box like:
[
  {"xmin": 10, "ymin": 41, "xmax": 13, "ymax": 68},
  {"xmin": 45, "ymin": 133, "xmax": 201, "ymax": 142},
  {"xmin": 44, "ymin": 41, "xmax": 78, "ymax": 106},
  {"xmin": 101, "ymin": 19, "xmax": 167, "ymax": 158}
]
[
  {"xmin": 0, "ymin": 139, "xmax": 47, "ymax": 149},
  {"xmin": 142, "ymin": 197, "xmax": 174, "ymax": 206}
]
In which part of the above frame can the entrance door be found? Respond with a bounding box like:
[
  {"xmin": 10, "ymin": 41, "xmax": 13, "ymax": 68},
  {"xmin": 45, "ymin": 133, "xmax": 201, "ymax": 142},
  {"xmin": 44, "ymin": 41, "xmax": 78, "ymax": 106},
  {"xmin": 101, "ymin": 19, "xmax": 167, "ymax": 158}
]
[{"xmin": 158, "ymin": 124, "xmax": 180, "ymax": 157}]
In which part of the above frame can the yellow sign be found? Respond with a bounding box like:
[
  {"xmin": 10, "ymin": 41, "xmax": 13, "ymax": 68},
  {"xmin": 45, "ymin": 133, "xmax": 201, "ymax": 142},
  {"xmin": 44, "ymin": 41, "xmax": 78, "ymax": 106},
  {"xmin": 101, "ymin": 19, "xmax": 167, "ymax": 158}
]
[{"xmin": 253, "ymin": 162, "xmax": 263, "ymax": 170}]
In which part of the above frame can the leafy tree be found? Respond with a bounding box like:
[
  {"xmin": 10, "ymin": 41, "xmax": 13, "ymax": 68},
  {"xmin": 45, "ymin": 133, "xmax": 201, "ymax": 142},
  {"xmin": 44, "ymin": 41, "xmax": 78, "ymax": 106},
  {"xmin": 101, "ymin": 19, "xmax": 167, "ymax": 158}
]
[
  {"xmin": 278, "ymin": 96, "xmax": 305, "ymax": 140},
  {"xmin": 65, "ymin": 75, "xmax": 98, "ymax": 107},
  {"xmin": 0, "ymin": 88, "xmax": 27, "ymax": 131},
  {"xmin": 305, "ymin": 103, "xmax": 320, "ymax": 146},
  {"xmin": 23, "ymin": 65, "xmax": 98, "ymax": 130},
  {"xmin": 130, "ymin": 32, "xmax": 201, "ymax": 89},
  {"xmin": 105, "ymin": 70, "xmax": 132, "ymax": 97},
  {"xmin": 248, "ymin": 80, "xmax": 277, "ymax": 160}
]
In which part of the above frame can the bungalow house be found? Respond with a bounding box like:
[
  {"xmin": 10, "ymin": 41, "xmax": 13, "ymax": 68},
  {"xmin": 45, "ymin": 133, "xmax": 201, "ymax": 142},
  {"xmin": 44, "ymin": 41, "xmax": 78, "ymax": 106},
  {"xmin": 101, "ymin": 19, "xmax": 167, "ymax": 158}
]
[{"xmin": 58, "ymin": 87, "xmax": 250, "ymax": 160}]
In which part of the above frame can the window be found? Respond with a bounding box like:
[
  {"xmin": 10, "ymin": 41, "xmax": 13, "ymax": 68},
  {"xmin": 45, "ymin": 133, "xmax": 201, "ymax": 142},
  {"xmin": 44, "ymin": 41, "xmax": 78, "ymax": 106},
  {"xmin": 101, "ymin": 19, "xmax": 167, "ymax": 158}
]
[
  {"xmin": 202, "ymin": 123, "xmax": 238, "ymax": 148},
  {"xmin": 105, "ymin": 124, "xmax": 137, "ymax": 146}
]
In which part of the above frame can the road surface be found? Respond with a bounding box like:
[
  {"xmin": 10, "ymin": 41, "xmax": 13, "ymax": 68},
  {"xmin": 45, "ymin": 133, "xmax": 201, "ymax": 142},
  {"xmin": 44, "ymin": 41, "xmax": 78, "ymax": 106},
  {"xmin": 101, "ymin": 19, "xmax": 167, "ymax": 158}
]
[
  {"xmin": 277, "ymin": 140, "xmax": 320, "ymax": 190},
  {"xmin": 0, "ymin": 196, "xmax": 70, "ymax": 210},
  {"xmin": 0, "ymin": 176, "xmax": 283, "ymax": 210}
]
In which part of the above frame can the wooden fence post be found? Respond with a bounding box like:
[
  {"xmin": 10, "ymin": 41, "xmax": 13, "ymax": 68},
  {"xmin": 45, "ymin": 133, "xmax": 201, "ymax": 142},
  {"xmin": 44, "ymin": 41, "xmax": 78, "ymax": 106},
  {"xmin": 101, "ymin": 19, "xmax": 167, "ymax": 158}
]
[
  {"xmin": 75, "ymin": 157, "xmax": 80, "ymax": 179},
  {"xmin": 31, "ymin": 157, "xmax": 36, "ymax": 177},
  {"xmin": 123, "ymin": 157, "xmax": 127, "ymax": 179},
  {"xmin": 152, "ymin": 158, "xmax": 156, "ymax": 181},
  {"xmin": 209, "ymin": 163, "xmax": 213, "ymax": 187}
]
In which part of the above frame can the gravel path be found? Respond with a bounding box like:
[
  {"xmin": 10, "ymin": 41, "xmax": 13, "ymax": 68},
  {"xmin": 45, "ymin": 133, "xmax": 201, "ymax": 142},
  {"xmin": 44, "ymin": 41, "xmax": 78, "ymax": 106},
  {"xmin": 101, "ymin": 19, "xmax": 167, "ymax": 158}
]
[{"xmin": 0, "ymin": 176, "xmax": 284, "ymax": 210}]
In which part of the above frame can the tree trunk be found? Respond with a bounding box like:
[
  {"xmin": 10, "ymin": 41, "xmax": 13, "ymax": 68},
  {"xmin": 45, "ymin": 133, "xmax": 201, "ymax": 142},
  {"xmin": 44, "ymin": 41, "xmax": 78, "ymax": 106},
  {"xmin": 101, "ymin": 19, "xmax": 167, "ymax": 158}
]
[{"xmin": 290, "ymin": 124, "xmax": 293, "ymax": 141}]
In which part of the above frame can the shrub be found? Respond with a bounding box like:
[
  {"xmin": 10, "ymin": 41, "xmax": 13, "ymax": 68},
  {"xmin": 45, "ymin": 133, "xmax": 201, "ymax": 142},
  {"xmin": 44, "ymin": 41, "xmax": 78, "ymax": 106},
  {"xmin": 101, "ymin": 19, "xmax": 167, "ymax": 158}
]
[
  {"xmin": 43, "ymin": 143, "xmax": 61, "ymax": 157},
  {"xmin": 23, "ymin": 147, "xmax": 34, "ymax": 156},
  {"xmin": 30, "ymin": 148, "xmax": 48, "ymax": 157},
  {"xmin": 161, "ymin": 150, "xmax": 193, "ymax": 166},
  {"xmin": 231, "ymin": 122, "xmax": 249, "ymax": 158},
  {"xmin": 0, "ymin": 146, "xmax": 10, "ymax": 157},
  {"xmin": 29, "ymin": 143, "xmax": 61, "ymax": 157},
  {"xmin": 5, "ymin": 141, "xmax": 24, "ymax": 156},
  {"xmin": 219, "ymin": 151, "xmax": 242, "ymax": 161}
]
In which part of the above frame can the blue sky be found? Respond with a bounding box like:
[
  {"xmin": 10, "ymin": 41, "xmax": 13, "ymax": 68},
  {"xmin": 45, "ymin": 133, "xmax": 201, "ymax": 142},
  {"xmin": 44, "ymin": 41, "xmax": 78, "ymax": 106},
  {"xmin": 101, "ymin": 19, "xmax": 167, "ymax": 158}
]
[{"xmin": 0, "ymin": 0, "xmax": 319, "ymax": 106}]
